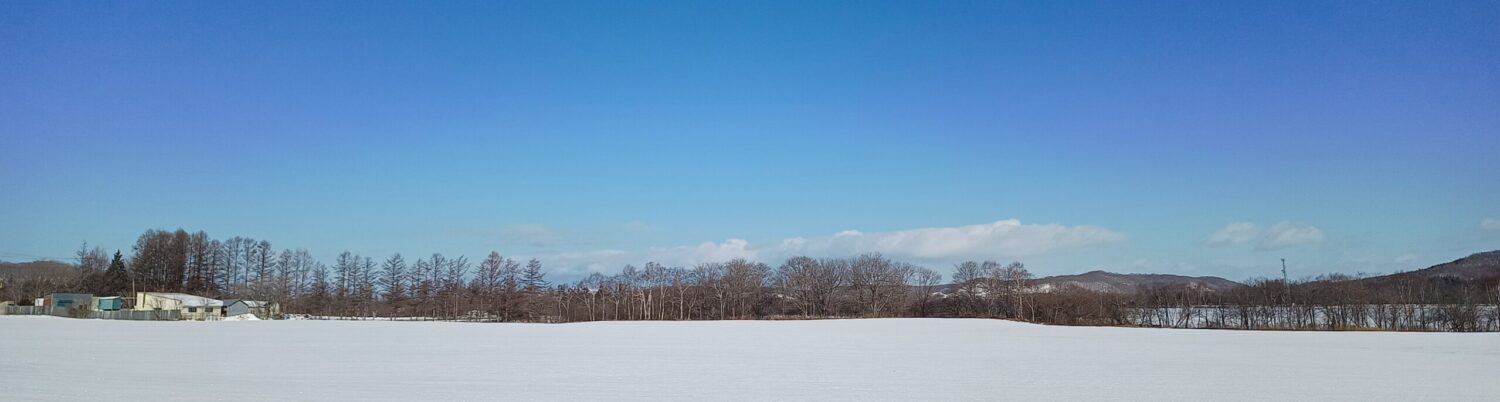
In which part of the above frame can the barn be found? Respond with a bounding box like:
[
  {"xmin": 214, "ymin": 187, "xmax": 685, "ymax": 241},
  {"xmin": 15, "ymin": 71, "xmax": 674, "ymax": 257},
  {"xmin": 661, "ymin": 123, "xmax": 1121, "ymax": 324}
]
[{"xmin": 134, "ymin": 292, "xmax": 224, "ymax": 321}]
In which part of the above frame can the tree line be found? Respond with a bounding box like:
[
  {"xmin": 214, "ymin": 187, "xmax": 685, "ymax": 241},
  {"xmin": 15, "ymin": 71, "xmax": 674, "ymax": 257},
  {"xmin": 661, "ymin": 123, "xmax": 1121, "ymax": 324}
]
[
  {"xmin": 4, "ymin": 228, "xmax": 1497, "ymax": 331},
  {"xmin": 1112, "ymin": 273, "xmax": 1500, "ymax": 331},
  {"xmin": 13, "ymin": 229, "xmax": 557, "ymax": 321}
]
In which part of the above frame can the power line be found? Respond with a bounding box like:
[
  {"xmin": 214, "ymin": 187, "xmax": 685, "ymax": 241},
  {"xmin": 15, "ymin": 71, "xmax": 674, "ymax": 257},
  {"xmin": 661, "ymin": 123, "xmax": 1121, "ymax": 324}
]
[{"xmin": 0, "ymin": 251, "xmax": 82, "ymax": 261}]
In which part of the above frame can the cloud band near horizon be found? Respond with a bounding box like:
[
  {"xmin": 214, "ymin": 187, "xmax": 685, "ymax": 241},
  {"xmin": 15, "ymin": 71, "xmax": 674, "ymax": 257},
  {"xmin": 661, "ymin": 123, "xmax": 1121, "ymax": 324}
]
[{"xmin": 528, "ymin": 219, "xmax": 1125, "ymax": 276}]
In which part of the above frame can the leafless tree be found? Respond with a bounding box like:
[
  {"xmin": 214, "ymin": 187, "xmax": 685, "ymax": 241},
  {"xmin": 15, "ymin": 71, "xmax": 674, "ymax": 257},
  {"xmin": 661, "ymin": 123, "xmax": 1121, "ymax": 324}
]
[
  {"xmin": 848, "ymin": 254, "xmax": 911, "ymax": 317},
  {"xmin": 907, "ymin": 267, "xmax": 942, "ymax": 317},
  {"xmin": 775, "ymin": 256, "xmax": 848, "ymax": 317}
]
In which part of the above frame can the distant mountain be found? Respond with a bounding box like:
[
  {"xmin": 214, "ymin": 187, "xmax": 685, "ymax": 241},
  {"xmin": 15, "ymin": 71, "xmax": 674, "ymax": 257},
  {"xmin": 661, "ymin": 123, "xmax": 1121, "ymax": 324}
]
[
  {"xmin": 1361, "ymin": 250, "xmax": 1500, "ymax": 283},
  {"xmin": 0, "ymin": 260, "xmax": 77, "ymax": 280},
  {"xmin": 1032, "ymin": 271, "xmax": 1242, "ymax": 294}
]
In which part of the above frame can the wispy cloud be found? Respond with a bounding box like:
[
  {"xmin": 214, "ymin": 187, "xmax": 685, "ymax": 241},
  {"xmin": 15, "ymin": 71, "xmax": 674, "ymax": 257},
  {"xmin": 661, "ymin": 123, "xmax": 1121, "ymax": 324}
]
[
  {"xmin": 1483, "ymin": 218, "xmax": 1500, "ymax": 231},
  {"xmin": 775, "ymin": 219, "xmax": 1124, "ymax": 260},
  {"xmin": 1258, "ymin": 222, "xmax": 1326, "ymax": 250},
  {"xmin": 1207, "ymin": 221, "xmax": 1324, "ymax": 250},
  {"xmin": 499, "ymin": 224, "xmax": 564, "ymax": 248},
  {"xmin": 1207, "ymin": 222, "xmax": 1260, "ymax": 245}
]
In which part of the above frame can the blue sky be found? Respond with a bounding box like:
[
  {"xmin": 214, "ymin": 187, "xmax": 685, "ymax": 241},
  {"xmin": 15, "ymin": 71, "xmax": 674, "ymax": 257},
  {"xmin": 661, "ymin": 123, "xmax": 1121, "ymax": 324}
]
[{"xmin": 2, "ymin": 1, "xmax": 1497, "ymax": 281}]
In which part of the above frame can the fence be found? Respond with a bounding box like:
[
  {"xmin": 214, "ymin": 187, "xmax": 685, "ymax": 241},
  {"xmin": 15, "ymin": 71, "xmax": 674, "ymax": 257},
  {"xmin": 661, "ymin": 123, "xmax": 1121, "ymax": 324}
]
[
  {"xmin": 2, "ymin": 305, "xmax": 182, "ymax": 321},
  {"xmin": 90, "ymin": 310, "xmax": 183, "ymax": 321},
  {"xmin": 2, "ymin": 305, "xmax": 48, "ymax": 316}
]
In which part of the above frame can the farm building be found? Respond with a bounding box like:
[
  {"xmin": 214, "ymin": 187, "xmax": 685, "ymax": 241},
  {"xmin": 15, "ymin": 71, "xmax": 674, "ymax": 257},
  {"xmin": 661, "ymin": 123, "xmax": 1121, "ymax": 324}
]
[
  {"xmin": 48, "ymin": 293, "xmax": 94, "ymax": 316},
  {"xmin": 222, "ymin": 299, "xmax": 280, "ymax": 319},
  {"xmin": 94, "ymin": 296, "xmax": 123, "ymax": 311},
  {"xmin": 135, "ymin": 292, "xmax": 224, "ymax": 321}
]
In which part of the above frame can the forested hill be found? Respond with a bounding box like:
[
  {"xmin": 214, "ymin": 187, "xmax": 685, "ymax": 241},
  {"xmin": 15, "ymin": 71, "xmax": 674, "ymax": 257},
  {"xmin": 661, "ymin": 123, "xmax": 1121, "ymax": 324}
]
[
  {"xmin": 1032, "ymin": 271, "xmax": 1242, "ymax": 294},
  {"xmin": 0, "ymin": 260, "xmax": 76, "ymax": 279},
  {"xmin": 1360, "ymin": 250, "xmax": 1500, "ymax": 284},
  {"xmin": 1025, "ymin": 250, "xmax": 1500, "ymax": 293}
]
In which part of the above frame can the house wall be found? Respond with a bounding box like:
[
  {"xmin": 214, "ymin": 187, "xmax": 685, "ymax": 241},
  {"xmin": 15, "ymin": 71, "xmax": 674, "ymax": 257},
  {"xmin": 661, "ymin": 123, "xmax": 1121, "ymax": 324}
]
[
  {"xmin": 135, "ymin": 293, "xmax": 184, "ymax": 311},
  {"xmin": 134, "ymin": 293, "xmax": 223, "ymax": 321},
  {"xmin": 181, "ymin": 305, "xmax": 222, "ymax": 321}
]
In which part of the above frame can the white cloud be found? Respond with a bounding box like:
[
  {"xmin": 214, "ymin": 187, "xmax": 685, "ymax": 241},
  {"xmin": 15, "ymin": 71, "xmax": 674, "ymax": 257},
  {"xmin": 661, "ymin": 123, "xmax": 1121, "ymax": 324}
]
[
  {"xmin": 539, "ymin": 249, "xmax": 630, "ymax": 276},
  {"xmin": 655, "ymin": 238, "xmax": 758, "ymax": 265},
  {"xmin": 532, "ymin": 239, "xmax": 759, "ymax": 277},
  {"xmin": 1206, "ymin": 221, "xmax": 1324, "ymax": 250},
  {"xmin": 529, "ymin": 219, "xmax": 1124, "ymax": 276},
  {"xmin": 779, "ymin": 219, "xmax": 1124, "ymax": 260},
  {"xmin": 1258, "ymin": 222, "xmax": 1325, "ymax": 250},
  {"xmin": 1483, "ymin": 218, "xmax": 1500, "ymax": 231},
  {"xmin": 1207, "ymin": 222, "xmax": 1261, "ymax": 245}
]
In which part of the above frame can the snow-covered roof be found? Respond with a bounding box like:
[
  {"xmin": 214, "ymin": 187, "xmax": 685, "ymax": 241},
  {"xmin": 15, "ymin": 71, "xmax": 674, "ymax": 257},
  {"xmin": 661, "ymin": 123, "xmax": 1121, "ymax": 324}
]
[
  {"xmin": 225, "ymin": 299, "xmax": 272, "ymax": 308},
  {"xmin": 142, "ymin": 293, "xmax": 223, "ymax": 307}
]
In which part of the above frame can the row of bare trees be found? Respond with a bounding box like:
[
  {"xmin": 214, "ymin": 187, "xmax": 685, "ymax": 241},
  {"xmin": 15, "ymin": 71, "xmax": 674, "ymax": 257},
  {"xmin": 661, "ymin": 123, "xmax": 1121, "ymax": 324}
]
[
  {"xmin": 1117, "ymin": 274, "xmax": 1500, "ymax": 332},
  {"xmin": 551, "ymin": 254, "xmax": 948, "ymax": 322},
  {"xmin": 6, "ymin": 228, "xmax": 1496, "ymax": 331}
]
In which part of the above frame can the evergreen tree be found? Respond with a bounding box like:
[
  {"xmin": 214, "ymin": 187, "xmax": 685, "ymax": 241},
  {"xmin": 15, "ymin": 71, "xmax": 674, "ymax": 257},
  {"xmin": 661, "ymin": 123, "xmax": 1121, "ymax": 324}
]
[{"xmin": 101, "ymin": 250, "xmax": 131, "ymax": 296}]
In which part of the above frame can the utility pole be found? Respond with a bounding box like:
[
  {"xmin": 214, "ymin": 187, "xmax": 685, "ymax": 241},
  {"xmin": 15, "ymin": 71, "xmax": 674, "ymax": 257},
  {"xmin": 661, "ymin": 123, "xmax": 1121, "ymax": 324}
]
[{"xmin": 1281, "ymin": 258, "xmax": 1290, "ymax": 304}]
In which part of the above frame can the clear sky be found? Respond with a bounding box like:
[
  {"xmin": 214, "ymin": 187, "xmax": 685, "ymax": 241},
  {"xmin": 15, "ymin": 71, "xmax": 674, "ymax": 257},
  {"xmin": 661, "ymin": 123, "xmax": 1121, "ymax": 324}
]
[{"xmin": 3, "ymin": 1, "xmax": 1497, "ymax": 282}]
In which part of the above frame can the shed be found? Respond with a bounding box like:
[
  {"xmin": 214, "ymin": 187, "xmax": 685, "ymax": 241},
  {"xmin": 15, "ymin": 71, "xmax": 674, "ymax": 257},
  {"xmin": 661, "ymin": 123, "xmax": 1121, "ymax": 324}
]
[
  {"xmin": 94, "ymin": 296, "xmax": 123, "ymax": 311},
  {"xmin": 48, "ymin": 293, "xmax": 94, "ymax": 316}
]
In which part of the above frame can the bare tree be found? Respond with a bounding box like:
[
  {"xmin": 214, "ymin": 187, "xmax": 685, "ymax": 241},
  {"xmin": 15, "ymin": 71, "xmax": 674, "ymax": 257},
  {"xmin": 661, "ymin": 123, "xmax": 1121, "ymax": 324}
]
[
  {"xmin": 74, "ymin": 243, "xmax": 109, "ymax": 293},
  {"xmin": 848, "ymin": 253, "xmax": 911, "ymax": 317},
  {"xmin": 775, "ymin": 256, "xmax": 848, "ymax": 317},
  {"xmin": 908, "ymin": 267, "xmax": 942, "ymax": 317}
]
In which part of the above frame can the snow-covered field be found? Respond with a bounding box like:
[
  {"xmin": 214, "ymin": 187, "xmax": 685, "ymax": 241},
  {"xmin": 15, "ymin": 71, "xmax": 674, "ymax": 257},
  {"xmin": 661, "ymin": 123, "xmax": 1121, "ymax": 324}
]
[{"xmin": 1, "ymin": 317, "xmax": 1496, "ymax": 401}]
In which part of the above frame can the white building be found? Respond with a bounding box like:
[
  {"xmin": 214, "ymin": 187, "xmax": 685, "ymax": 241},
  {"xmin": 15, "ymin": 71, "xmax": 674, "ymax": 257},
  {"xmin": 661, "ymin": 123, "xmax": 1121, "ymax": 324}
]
[{"xmin": 134, "ymin": 292, "xmax": 224, "ymax": 321}]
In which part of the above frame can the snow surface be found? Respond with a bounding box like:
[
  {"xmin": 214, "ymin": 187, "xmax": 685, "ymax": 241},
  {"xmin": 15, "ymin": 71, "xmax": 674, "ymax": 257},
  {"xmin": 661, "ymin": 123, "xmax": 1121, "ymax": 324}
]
[{"xmin": 1, "ymin": 316, "xmax": 1496, "ymax": 401}]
